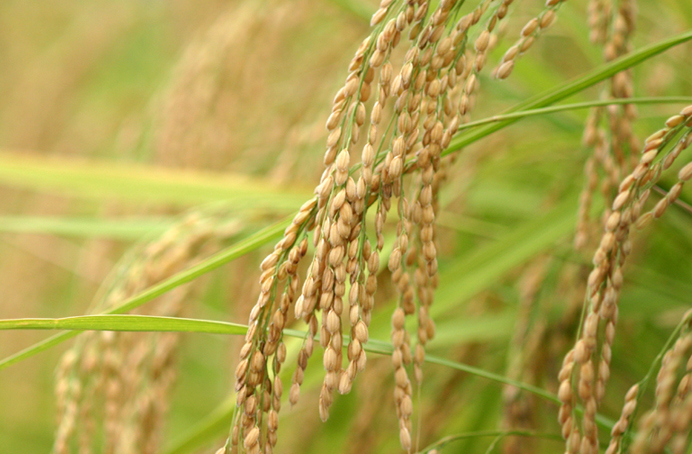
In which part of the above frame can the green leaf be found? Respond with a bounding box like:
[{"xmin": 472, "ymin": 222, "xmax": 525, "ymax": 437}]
[
  {"xmin": 423, "ymin": 353, "xmax": 559, "ymax": 405},
  {"xmin": 0, "ymin": 313, "xmax": 556, "ymax": 403},
  {"xmin": 445, "ymin": 31, "xmax": 692, "ymax": 154},
  {"xmin": 0, "ymin": 312, "xmax": 604, "ymax": 437},
  {"xmin": 0, "ymin": 215, "xmax": 172, "ymax": 239},
  {"xmin": 0, "ymin": 150, "xmax": 310, "ymax": 210},
  {"xmin": 457, "ymin": 97, "xmax": 692, "ymax": 132},
  {"xmin": 0, "ymin": 315, "xmax": 248, "ymax": 334},
  {"xmin": 0, "ymin": 312, "xmax": 615, "ymax": 448},
  {"xmin": 432, "ymin": 196, "xmax": 578, "ymax": 317},
  {"xmin": 0, "ymin": 216, "xmax": 289, "ymax": 371}
]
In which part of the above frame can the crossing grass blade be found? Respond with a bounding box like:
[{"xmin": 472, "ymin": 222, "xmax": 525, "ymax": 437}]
[
  {"xmin": 0, "ymin": 215, "xmax": 173, "ymax": 239},
  {"xmin": 0, "ymin": 311, "xmax": 616, "ymax": 453},
  {"xmin": 0, "ymin": 150, "xmax": 311, "ymax": 210},
  {"xmin": 0, "ymin": 313, "xmax": 559, "ymax": 402},
  {"xmin": 432, "ymin": 195, "xmax": 579, "ymax": 317},
  {"xmin": 444, "ymin": 30, "xmax": 692, "ymax": 155},
  {"xmin": 0, "ymin": 216, "xmax": 289, "ymax": 371},
  {"xmin": 456, "ymin": 97, "xmax": 692, "ymax": 131},
  {"xmin": 0, "ymin": 315, "xmax": 248, "ymax": 334}
]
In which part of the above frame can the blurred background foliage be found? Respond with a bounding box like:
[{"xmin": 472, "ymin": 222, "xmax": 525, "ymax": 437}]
[{"xmin": 0, "ymin": 0, "xmax": 691, "ymax": 453}]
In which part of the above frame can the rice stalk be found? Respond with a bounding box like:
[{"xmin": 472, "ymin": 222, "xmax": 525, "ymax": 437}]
[{"xmin": 0, "ymin": 1, "xmax": 686, "ymax": 453}]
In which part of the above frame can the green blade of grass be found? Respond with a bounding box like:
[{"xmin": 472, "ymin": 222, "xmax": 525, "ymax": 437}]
[
  {"xmin": 0, "ymin": 314, "xmax": 556, "ymax": 403},
  {"xmin": 436, "ymin": 211, "xmax": 508, "ymax": 239},
  {"xmin": 0, "ymin": 150, "xmax": 311, "ymax": 210},
  {"xmin": 0, "ymin": 216, "xmax": 289, "ymax": 371},
  {"xmin": 456, "ymin": 97, "xmax": 692, "ymax": 131},
  {"xmin": 0, "ymin": 215, "xmax": 173, "ymax": 239},
  {"xmin": 432, "ymin": 196, "xmax": 578, "ymax": 317},
  {"xmin": 0, "ymin": 311, "xmax": 615, "ymax": 446},
  {"xmin": 445, "ymin": 30, "xmax": 692, "ymax": 155},
  {"xmin": 0, "ymin": 315, "xmax": 248, "ymax": 334},
  {"xmin": 423, "ymin": 353, "xmax": 558, "ymax": 405}
]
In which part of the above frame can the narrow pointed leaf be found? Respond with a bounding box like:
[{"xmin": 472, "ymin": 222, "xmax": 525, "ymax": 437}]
[
  {"xmin": 0, "ymin": 150, "xmax": 310, "ymax": 210},
  {"xmin": 0, "ymin": 315, "xmax": 248, "ymax": 335},
  {"xmin": 0, "ymin": 216, "xmax": 288, "ymax": 370},
  {"xmin": 0, "ymin": 215, "xmax": 172, "ymax": 239},
  {"xmin": 445, "ymin": 31, "xmax": 692, "ymax": 154},
  {"xmin": 457, "ymin": 97, "xmax": 692, "ymax": 131}
]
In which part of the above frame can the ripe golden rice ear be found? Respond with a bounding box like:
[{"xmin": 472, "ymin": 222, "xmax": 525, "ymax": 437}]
[
  {"xmin": 225, "ymin": 0, "xmax": 531, "ymax": 448},
  {"xmin": 559, "ymin": 112, "xmax": 692, "ymax": 453},
  {"xmin": 180, "ymin": 0, "xmax": 692, "ymax": 452},
  {"xmin": 628, "ymin": 331, "xmax": 692, "ymax": 454},
  {"xmin": 574, "ymin": 0, "xmax": 637, "ymax": 258},
  {"xmin": 53, "ymin": 211, "xmax": 230, "ymax": 454}
]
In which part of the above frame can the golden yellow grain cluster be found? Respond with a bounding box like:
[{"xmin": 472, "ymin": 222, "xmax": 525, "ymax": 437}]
[
  {"xmin": 559, "ymin": 106, "xmax": 692, "ymax": 454},
  {"xmin": 576, "ymin": 0, "xmax": 638, "ymax": 252},
  {"xmin": 630, "ymin": 317, "xmax": 692, "ymax": 454},
  {"xmin": 224, "ymin": 0, "xmax": 567, "ymax": 452},
  {"xmin": 36, "ymin": 0, "xmax": 692, "ymax": 453},
  {"xmin": 53, "ymin": 213, "xmax": 229, "ymax": 454}
]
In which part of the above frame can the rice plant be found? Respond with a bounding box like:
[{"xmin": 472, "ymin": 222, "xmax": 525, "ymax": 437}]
[{"xmin": 0, "ymin": 1, "xmax": 691, "ymax": 453}]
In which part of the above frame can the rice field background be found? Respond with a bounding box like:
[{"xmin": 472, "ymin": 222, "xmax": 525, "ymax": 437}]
[{"xmin": 0, "ymin": 0, "xmax": 691, "ymax": 453}]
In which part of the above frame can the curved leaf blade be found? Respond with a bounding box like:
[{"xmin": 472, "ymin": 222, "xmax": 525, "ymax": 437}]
[
  {"xmin": 445, "ymin": 31, "xmax": 692, "ymax": 155},
  {"xmin": 0, "ymin": 216, "xmax": 288, "ymax": 371}
]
